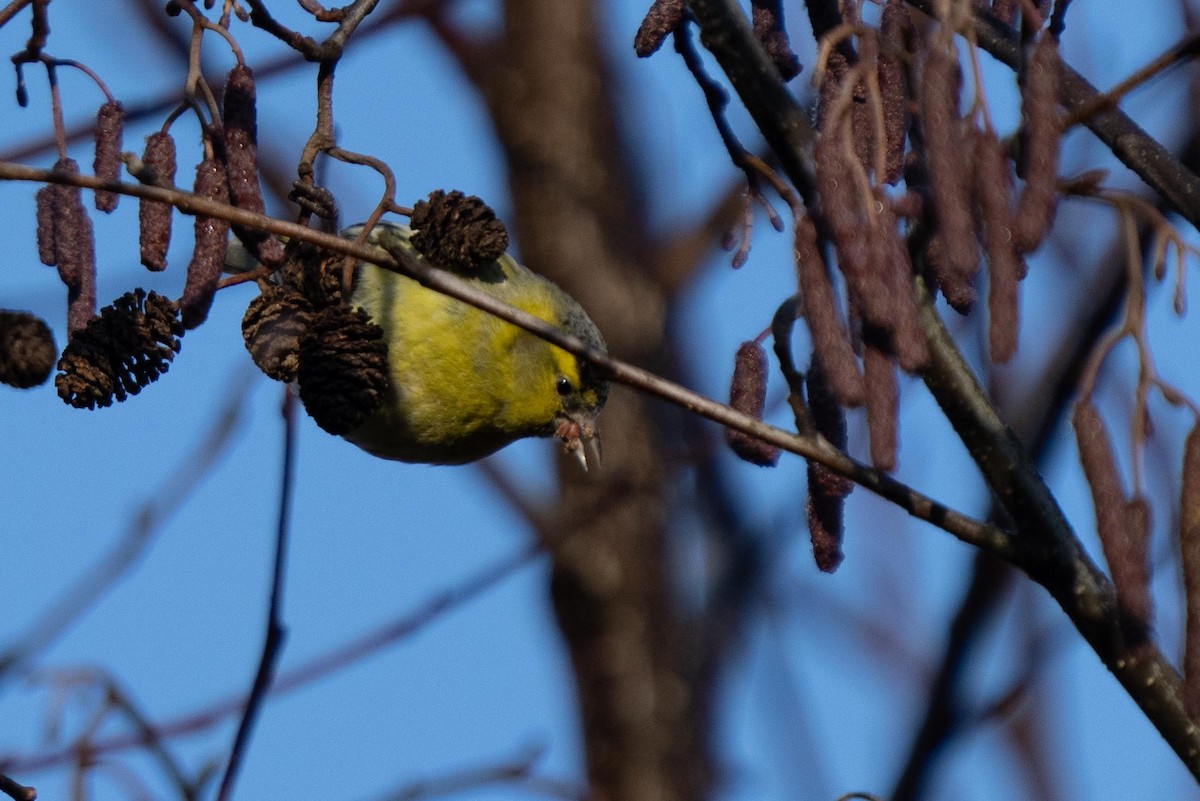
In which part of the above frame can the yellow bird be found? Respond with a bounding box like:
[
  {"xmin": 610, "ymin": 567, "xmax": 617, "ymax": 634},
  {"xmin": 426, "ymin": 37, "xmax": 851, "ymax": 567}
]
[{"xmin": 237, "ymin": 221, "xmax": 609, "ymax": 468}]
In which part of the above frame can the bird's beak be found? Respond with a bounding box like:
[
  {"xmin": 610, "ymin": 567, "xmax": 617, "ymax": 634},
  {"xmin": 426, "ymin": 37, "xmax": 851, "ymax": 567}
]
[{"xmin": 555, "ymin": 412, "xmax": 602, "ymax": 472}]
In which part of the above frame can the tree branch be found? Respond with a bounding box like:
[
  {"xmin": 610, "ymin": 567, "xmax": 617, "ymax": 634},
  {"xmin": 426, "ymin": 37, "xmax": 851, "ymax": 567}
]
[{"xmin": 683, "ymin": 0, "xmax": 1200, "ymax": 779}]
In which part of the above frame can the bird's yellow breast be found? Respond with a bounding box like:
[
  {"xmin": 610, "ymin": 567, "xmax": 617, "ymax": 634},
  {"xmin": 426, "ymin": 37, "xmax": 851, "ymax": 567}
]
[{"xmin": 341, "ymin": 255, "xmax": 578, "ymax": 464}]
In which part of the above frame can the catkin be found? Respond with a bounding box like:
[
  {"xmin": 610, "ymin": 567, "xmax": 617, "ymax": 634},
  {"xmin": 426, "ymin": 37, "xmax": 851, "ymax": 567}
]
[
  {"xmin": 48, "ymin": 159, "xmax": 97, "ymax": 337},
  {"xmin": 918, "ymin": 33, "xmax": 978, "ymax": 289},
  {"xmin": 35, "ymin": 185, "xmax": 58, "ymax": 266},
  {"xmin": 93, "ymin": 100, "xmax": 124, "ymax": 212},
  {"xmin": 872, "ymin": 194, "xmax": 928, "ymax": 372},
  {"xmin": 751, "ymin": 0, "xmax": 801, "ymax": 80},
  {"xmin": 793, "ymin": 213, "xmax": 864, "ymax": 407},
  {"xmin": 1073, "ymin": 401, "xmax": 1150, "ymax": 636},
  {"xmin": 1012, "ymin": 35, "xmax": 1062, "ymax": 254},
  {"xmin": 974, "ymin": 130, "xmax": 1022, "ymax": 362},
  {"xmin": 633, "ymin": 0, "xmax": 685, "ymax": 57},
  {"xmin": 806, "ymin": 357, "xmax": 852, "ymax": 572},
  {"xmin": 878, "ymin": 0, "xmax": 912, "ymax": 185},
  {"xmin": 814, "ymin": 113, "xmax": 893, "ymax": 337},
  {"xmin": 1180, "ymin": 425, "xmax": 1200, "ymax": 717},
  {"xmin": 223, "ymin": 64, "xmax": 283, "ymax": 265},
  {"xmin": 725, "ymin": 341, "xmax": 780, "ymax": 466},
  {"xmin": 991, "ymin": 0, "xmax": 1016, "ymax": 24},
  {"xmin": 863, "ymin": 336, "xmax": 899, "ymax": 471},
  {"xmin": 180, "ymin": 159, "xmax": 230, "ymax": 330},
  {"xmin": 138, "ymin": 131, "xmax": 177, "ymax": 271}
]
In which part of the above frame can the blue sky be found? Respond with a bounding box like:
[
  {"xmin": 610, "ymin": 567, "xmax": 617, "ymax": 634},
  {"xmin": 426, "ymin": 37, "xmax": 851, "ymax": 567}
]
[{"xmin": 2, "ymin": 2, "xmax": 1200, "ymax": 800}]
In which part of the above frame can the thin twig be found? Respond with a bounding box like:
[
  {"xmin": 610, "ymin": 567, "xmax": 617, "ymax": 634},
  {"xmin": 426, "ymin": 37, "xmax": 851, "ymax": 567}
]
[
  {"xmin": 2, "ymin": 543, "xmax": 544, "ymax": 774},
  {"xmin": 215, "ymin": 390, "xmax": 296, "ymax": 801},
  {"xmin": 0, "ymin": 161, "xmax": 1010, "ymax": 558}
]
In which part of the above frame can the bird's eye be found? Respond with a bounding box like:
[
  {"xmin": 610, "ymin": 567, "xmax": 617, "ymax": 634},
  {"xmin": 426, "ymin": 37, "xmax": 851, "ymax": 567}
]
[{"xmin": 555, "ymin": 376, "xmax": 573, "ymax": 397}]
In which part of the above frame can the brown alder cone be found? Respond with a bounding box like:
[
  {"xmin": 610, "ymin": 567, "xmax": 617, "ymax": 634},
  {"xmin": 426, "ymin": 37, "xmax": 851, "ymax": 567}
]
[
  {"xmin": 725, "ymin": 341, "xmax": 780, "ymax": 466},
  {"xmin": 1073, "ymin": 400, "xmax": 1150, "ymax": 640},
  {"xmin": 806, "ymin": 357, "xmax": 851, "ymax": 572},
  {"xmin": 55, "ymin": 290, "xmax": 183, "ymax": 409},
  {"xmin": 1012, "ymin": 35, "xmax": 1062, "ymax": 254},
  {"xmin": 409, "ymin": 190, "xmax": 510, "ymax": 271},
  {"xmin": 93, "ymin": 100, "xmax": 124, "ymax": 212},
  {"xmin": 793, "ymin": 213, "xmax": 864, "ymax": 407},
  {"xmin": 1180, "ymin": 425, "xmax": 1200, "ymax": 716},
  {"xmin": 0, "ymin": 310, "xmax": 56, "ymax": 388},
  {"xmin": 138, "ymin": 131, "xmax": 177, "ymax": 272},
  {"xmin": 973, "ymin": 129, "xmax": 1023, "ymax": 362},
  {"xmin": 296, "ymin": 305, "xmax": 388, "ymax": 436},
  {"xmin": 180, "ymin": 158, "xmax": 230, "ymax": 330}
]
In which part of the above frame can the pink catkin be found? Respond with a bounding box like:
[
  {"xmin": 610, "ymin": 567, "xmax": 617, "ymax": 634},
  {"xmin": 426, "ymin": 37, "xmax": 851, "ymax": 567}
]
[
  {"xmin": 918, "ymin": 33, "xmax": 978, "ymax": 293},
  {"xmin": 223, "ymin": 65, "xmax": 284, "ymax": 265},
  {"xmin": 814, "ymin": 110, "xmax": 895, "ymax": 340},
  {"xmin": 725, "ymin": 341, "xmax": 780, "ymax": 467},
  {"xmin": 49, "ymin": 159, "xmax": 97, "ymax": 337},
  {"xmin": 1073, "ymin": 401, "xmax": 1150, "ymax": 638},
  {"xmin": 35, "ymin": 185, "xmax": 58, "ymax": 266},
  {"xmin": 973, "ymin": 130, "xmax": 1023, "ymax": 362},
  {"xmin": 633, "ymin": 0, "xmax": 685, "ymax": 57},
  {"xmin": 991, "ymin": 0, "xmax": 1017, "ymax": 24},
  {"xmin": 751, "ymin": 0, "xmax": 802, "ymax": 80},
  {"xmin": 794, "ymin": 213, "xmax": 864, "ymax": 407},
  {"xmin": 1180, "ymin": 426, "xmax": 1200, "ymax": 716},
  {"xmin": 863, "ymin": 337, "xmax": 898, "ymax": 471},
  {"xmin": 93, "ymin": 100, "xmax": 124, "ymax": 213},
  {"xmin": 180, "ymin": 159, "xmax": 231, "ymax": 330},
  {"xmin": 806, "ymin": 357, "xmax": 851, "ymax": 572},
  {"xmin": 871, "ymin": 193, "xmax": 928, "ymax": 372},
  {"xmin": 1012, "ymin": 35, "xmax": 1062, "ymax": 254},
  {"xmin": 878, "ymin": 0, "xmax": 912, "ymax": 186},
  {"xmin": 139, "ymin": 131, "xmax": 177, "ymax": 272}
]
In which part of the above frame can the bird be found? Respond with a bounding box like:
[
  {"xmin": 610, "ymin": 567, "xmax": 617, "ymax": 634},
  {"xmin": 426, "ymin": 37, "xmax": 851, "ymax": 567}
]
[{"xmin": 235, "ymin": 220, "xmax": 609, "ymax": 469}]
